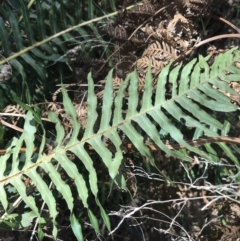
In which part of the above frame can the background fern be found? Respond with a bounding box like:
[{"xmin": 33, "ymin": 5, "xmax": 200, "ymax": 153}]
[{"xmin": 0, "ymin": 0, "xmax": 117, "ymax": 104}]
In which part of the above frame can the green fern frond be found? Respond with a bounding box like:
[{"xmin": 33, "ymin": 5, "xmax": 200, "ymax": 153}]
[
  {"xmin": 1, "ymin": 48, "xmax": 240, "ymax": 238},
  {"xmin": 0, "ymin": 0, "xmax": 120, "ymax": 103}
]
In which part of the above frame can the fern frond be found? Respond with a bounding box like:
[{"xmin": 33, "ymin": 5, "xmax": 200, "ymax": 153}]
[
  {"xmin": 0, "ymin": 0, "xmax": 120, "ymax": 103},
  {"xmin": 1, "ymin": 48, "xmax": 240, "ymax": 238}
]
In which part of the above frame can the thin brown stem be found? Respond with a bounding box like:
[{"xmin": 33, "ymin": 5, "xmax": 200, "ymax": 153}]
[
  {"xmin": 208, "ymin": 15, "xmax": 240, "ymax": 33},
  {"xmin": 174, "ymin": 33, "xmax": 240, "ymax": 64}
]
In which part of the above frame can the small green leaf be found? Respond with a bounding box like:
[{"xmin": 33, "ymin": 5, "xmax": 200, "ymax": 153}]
[
  {"xmin": 38, "ymin": 225, "xmax": 45, "ymax": 241},
  {"xmin": 96, "ymin": 199, "xmax": 111, "ymax": 231},
  {"xmin": 70, "ymin": 213, "xmax": 83, "ymax": 241},
  {"xmin": 88, "ymin": 209, "xmax": 100, "ymax": 234}
]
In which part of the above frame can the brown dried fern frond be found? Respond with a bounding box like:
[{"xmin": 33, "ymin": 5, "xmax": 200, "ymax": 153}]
[
  {"xmin": 142, "ymin": 41, "xmax": 178, "ymax": 62},
  {"xmin": 175, "ymin": 0, "xmax": 213, "ymax": 17},
  {"xmin": 47, "ymin": 102, "xmax": 77, "ymax": 131},
  {"xmin": 166, "ymin": 14, "xmax": 194, "ymax": 40},
  {"xmin": 142, "ymin": 14, "xmax": 196, "ymax": 52},
  {"xmin": 129, "ymin": 1, "xmax": 155, "ymax": 16},
  {"xmin": 75, "ymin": 102, "xmax": 88, "ymax": 129},
  {"xmin": 106, "ymin": 21, "xmax": 128, "ymax": 40},
  {"xmin": 97, "ymin": 76, "xmax": 124, "ymax": 98},
  {"xmin": 52, "ymin": 83, "xmax": 79, "ymax": 102},
  {"xmin": 3, "ymin": 105, "xmax": 25, "ymax": 125},
  {"xmin": 155, "ymin": 14, "xmax": 196, "ymax": 51},
  {"xmin": 48, "ymin": 102, "xmax": 64, "ymax": 115},
  {"xmin": 134, "ymin": 56, "xmax": 165, "ymax": 78}
]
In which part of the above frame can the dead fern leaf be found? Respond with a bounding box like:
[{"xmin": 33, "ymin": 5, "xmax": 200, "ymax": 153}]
[
  {"xmin": 3, "ymin": 105, "xmax": 25, "ymax": 125},
  {"xmin": 142, "ymin": 41, "xmax": 178, "ymax": 62},
  {"xmin": 134, "ymin": 56, "xmax": 165, "ymax": 78},
  {"xmin": 130, "ymin": 1, "xmax": 155, "ymax": 16},
  {"xmin": 75, "ymin": 103, "xmax": 88, "ymax": 129},
  {"xmin": 175, "ymin": 0, "xmax": 213, "ymax": 17},
  {"xmin": 156, "ymin": 14, "xmax": 196, "ymax": 50},
  {"xmin": 167, "ymin": 14, "xmax": 194, "ymax": 40},
  {"xmin": 97, "ymin": 77, "xmax": 124, "ymax": 98},
  {"xmin": 108, "ymin": 24, "xmax": 128, "ymax": 40}
]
